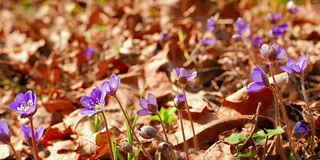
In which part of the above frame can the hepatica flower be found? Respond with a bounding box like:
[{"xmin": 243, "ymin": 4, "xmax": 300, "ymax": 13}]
[
  {"xmin": 287, "ymin": 0, "xmax": 300, "ymax": 14},
  {"xmin": 0, "ymin": 120, "xmax": 11, "ymax": 145},
  {"xmin": 266, "ymin": 13, "xmax": 282, "ymax": 23},
  {"xmin": 280, "ymin": 54, "xmax": 308, "ymax": 74},
  {"xmin": 173, "ymin": 67, "xmax": 197, "ymax": 85},
  {"xmin": 162, "ymin": 32, "xmax": 169, "ymax": 42},
  {"xmin": 271, "ymin": 23, "xmax": 288, "ymax": 39},
  {"xmin": 102, "ymin": 74, "xmax": 120, "ymax": 95},
  {"xmin": 292, "ymin": 122, "xmax": 308, "ymax": 139},
  {"xmin": 206, "ymin": 17, "xmax": 216, "ymax": 32},
  {"xmin": 260, "ymin": 43, "xmax": 286, "ymax": 61},
  {"xmin": 21, "ymin": 124, "xmax": 44, "ymax": 146},
  {"xmin": 233, "ymin": 17, "xmax": 251, "ymax": 39},
  {"xmin": 9, "ymin": 90, "xmax": 37, "ymax": 118},
  {"xmin": 137, "ymin": 93, "xmax": 158, "ymax": 116},
  {"xmin": 247, "ymin": 66, "xmax": 270, "ymax": 92},
  {"xmin": 198, "ymin": 37, "xmax": 216, "ymax": 46},
  {"xmin": 80, "ymin": 87, "xmax": 106, "ymax": 117},
  {"xmin": 84, "ymin": 46, "xmax": 95, "ymax": 58},
  {"xmin": 251, "ymin": 36, "xmax": 263, "ymax": 47},
  {"xmin": 174, "ymin": 94, "xmax": 186, "ymax": 110}
]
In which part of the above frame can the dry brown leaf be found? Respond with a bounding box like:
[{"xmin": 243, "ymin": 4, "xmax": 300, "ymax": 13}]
[{"xmin": 219, "ymin": 72, "xmax": 288, "ymax": 117}]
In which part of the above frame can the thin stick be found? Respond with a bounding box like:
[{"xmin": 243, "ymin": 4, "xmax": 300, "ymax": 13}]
[
  {"xmin": 178, "ymin": 110, "xmax": 190, "ymax": 160},
  {"xmin": 300, "ymin": 73, "xmax": 315, "ymax": 153},
  {"xmin": 157, "ymin": 112, "xmax": 170, "ymax": 144},
  {"xmin": 28, "ymin": 117, "xmax": 40, "ymax": 160},
  {"xmin": 100, "ymin": 112, "xmax": 115, "ymax": 160},
  {"xmin": 8, "ymin": 143, "xmax": 21, "ymax": 160},
  {"xmin": 182, "ymin": 85, "xmax": 199, "ymax": 151},
  {"xmin": 113, "ymin": 95, "xmax": 152, "ymax": 160}
]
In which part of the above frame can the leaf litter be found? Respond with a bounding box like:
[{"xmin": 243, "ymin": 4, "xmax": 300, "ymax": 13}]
[{"xmin": 0, "ymin": 0, "xmax": 320, "ymax": 159}]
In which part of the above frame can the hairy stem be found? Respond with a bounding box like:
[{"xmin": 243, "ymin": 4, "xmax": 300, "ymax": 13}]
[
  {"xmin": 100, "ymin": 112, "xmax": 115, "ymax": 160},
  {"xmin": 113, "ymin": 95, "xmax": 152, "ymax": 160},
  {"xmin": 269, "ymin": 62, "xmax": 293, "ymax": 138},
  {"xmin": 28, "ymin": 117, "xmax": 40, "ymax": 160},
  {"xmin": 178, "ymin": 110, "xmax": 190, "ymax": 160},
  {"xmin": 8, "ymin": 143, "xmax": 21, "ymax": 160},
  {"xmin": 300, "ymin": 73, "xmax": 315, "ymax": 153},
  {"xmin": 182, "ymin": 85, "xmax": 199, "ymax": 151},
  {"xmin": 156, "ymin": 112, "xmax": 170, "ymax": 144}
]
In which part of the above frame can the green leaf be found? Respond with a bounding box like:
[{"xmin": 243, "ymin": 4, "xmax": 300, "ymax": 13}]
[
  {"xmin": 266, "ymin": 126, "xmax": 285, "ymax": 137},
  {"xmin": 224, "ymin": 133, "xmax": 248, "ymax": 145},
  {"xmin": 253, "ymin": 130, "xmax": 267, "ymax": 138},
  {"xmin": 149, "ymin": 115, "xmax": 160, "ymax": 121},
  {"xmin": 255, "ymin": 137, "xmax": 266, "ymax": 145},
  {"xmin": 234, "ymin": 149, "xmax": 257, "ymax": 158},
  {"xmin": 166, "ymin": 107, "xmax": 177, "ymax": 115}
]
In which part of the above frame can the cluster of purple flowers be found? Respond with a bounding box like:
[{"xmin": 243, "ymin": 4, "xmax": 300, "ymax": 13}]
[
  {"xmin": 271, "ymin": 23, "xmax": 289, "ymax": 39},
  {"xmin": 80, "ymin": 74, "xmax": 120, "ymax": 117},
  {"xmin": 266, "ymin": 13, "xmax": 282, "ymax": 23},
  {"xmin": 247, "ymin": 43, "xmax": 308, "ymax": 92},
  {"xmin": 233, "ymin": 17, "xmax": 251, "ymax": 40},
  {"xmin": 0, "ymin": 90, "xmax": 44, "ymax": 153}
]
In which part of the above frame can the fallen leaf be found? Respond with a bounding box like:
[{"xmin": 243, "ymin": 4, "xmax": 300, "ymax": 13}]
[
  {"xmin": 91, "ymin": 131, "xmax": 113, "ymax": 159},
  {"xmin": 219, "ymin": 72, "xmax": 288, "ymax": 117}
]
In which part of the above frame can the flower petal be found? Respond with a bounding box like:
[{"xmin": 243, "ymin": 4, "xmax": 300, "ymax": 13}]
[
  {"xmin": 0, "ymin": 120, "xmax": 10, "ymax": 137},
  {"xmin": 276, "ymin": 49, "xmax": 286, "ymax": 59},
  {"xmin": 137, "ymin": 109, "xmax": 152, "ymax": 116},
  {"xmin": 15, "ymin": 93, "xmax": 26, "ymax": 103},
  {"xmin": 35, "ymin": 125, "xmax": 44, "ymax": 143},
  {"xmin": 139, "ymin": 99, "xmax": 149, "ymax": 109},
  {"xmin": 80, "ymin": 108, "xmax": 99, "ymax": 117},
  {"xmin": 110, "ymin": 74, "xmax": 120, "ymax": 90},
  {"xmin": 186, "ymin": 71, "xmax": 197, "ymax": 82},
  {"xmin": 147, "ymin": 93, "xmax": 157, "ymax": 107},
  {"xmin": 173, "ymin": 68, "xmax": 180, "ymax": 77},
  {"xmin": 9, "ymin": 102, "xmax": 24, "ymax": 113},
  {"xmin": 280, "ymin": 66, "xmax": 293, "ymax": 74},
  {"xmin": 247, "ymin": 82, "xmax": 265, "ymax": 92},
  {"xmin": 80, "ymin": 96, "xmax": 95, "ymax": 109}
]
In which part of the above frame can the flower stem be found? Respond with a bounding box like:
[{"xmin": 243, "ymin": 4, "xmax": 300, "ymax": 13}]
[
  {"xmin": 8, "ymin": 143, "xmax": 21, "ymax": 160},
  {"xmin": 269, "ymin": 62, "xmax": 293, "ymax": 138},
  {"xmin": 289, "ymin": 139, "xmax": 299, "ymax": 160},
  {"xmin": 100, "ymin": 112, "xmax": 115, "ymax": 160},
  {"xmin": 178, "ymin": 110, "xmax": 190, "ymax": 160},
  {"xmin": 300, "ymin": 73, "xmax": 315, "ymax": 153},
  {"xmin": 269, "ymin": 86, "xmax": 286, "ymax": 159},
  {"xmin": 156, "ymin": 112, "xmax": 170, "ymax": 144},
  {"xmin": 182, "ymin": 85, "xmax": 199, "ymax": 151},
  {"xmin": 28, "ymin": 117, "xmax": 40, "ymax": 160},
  {"xmin": 113, "ymin": 95, "xmax": 152, "ymax": 160}
]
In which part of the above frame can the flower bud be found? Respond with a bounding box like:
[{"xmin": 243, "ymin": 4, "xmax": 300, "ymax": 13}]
[
  {"xmin": 139, "ymin": 126, "xmax": 158, "ymax": 139},
  {"xmin": 292, "ymin": 122, "xmax": 309, "ymax": 139},
  {"xmin": 121, "ymin": 141, "xmax": 133, "ymax": 153},
  {"xmin": 174, "ymin": 94, "xmax": 186, "ymax": 110}
]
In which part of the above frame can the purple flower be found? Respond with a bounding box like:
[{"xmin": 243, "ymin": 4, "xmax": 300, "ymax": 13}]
[
  {"xmin": 80, "ymin": 87, "xmax": 106, "ymax": 117},
  {"xmin": 84, "ymin": 46, "xmax": 95, "ymax": 58},
  {"xmin": 280, "ymin": 54, "xmax": 308, "ymax": 74},
  {"xmin": 292, "ymin": 122, "xmax": 308, "ymax": 139},
  {"xmin": 260, "ymin": 43, "xmax": 286, "ymax": 61},
  {"xmin": 102, "ymin": 74, "xmax": 121, "ymax": 95},
  {"xmin": 21, "ymin": 124, "xmax": 44, "ymax": 146},
  {"xmin": 251, "ymin": 36, "xmax": 263, "ymax": 47},
  {"xmin": 198, "ymin": 37, "xmax": 216, "ymax": 46},
  {"xmin": 137, "ymin": 93, "xmax": 158, "ymax": 116},
  {"xmin": 287, "ymin": 1, "xmax": 300, "ymax": 14},
  {"xmin": 173, "ymin": 67, "xmax": 197, "ymax": 85},
  {"xmin": 0, "ymin": 120, "xmax": 11, "ymax": 145},
  {"xmin": 174, "ymin": 94, "xmax": 186, "ymax": 110},
  {"xmin": 9, "ymin": 90, "xmax": 37, "ymax": 118},
  {"xmin": 162, "ymin": 32, "xmax": 169, "ymax": 42},
  {"xmin": 206, "ymin": 17, "xmax": 216, "ymax": 32},
  {"xmin": 233, "ymin": 17, "xmax": 251, "ymax": 39},
  {"xmin": 271, "ymin": 23, "xmax": 288, "ymax": 39},
  {"xmin": 266, "ymin": 13, "xmax": 282, "ymax": 23},
  {"xmin": 247, "ymin": 66, "xmax": 270, "ymax": 92}
]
